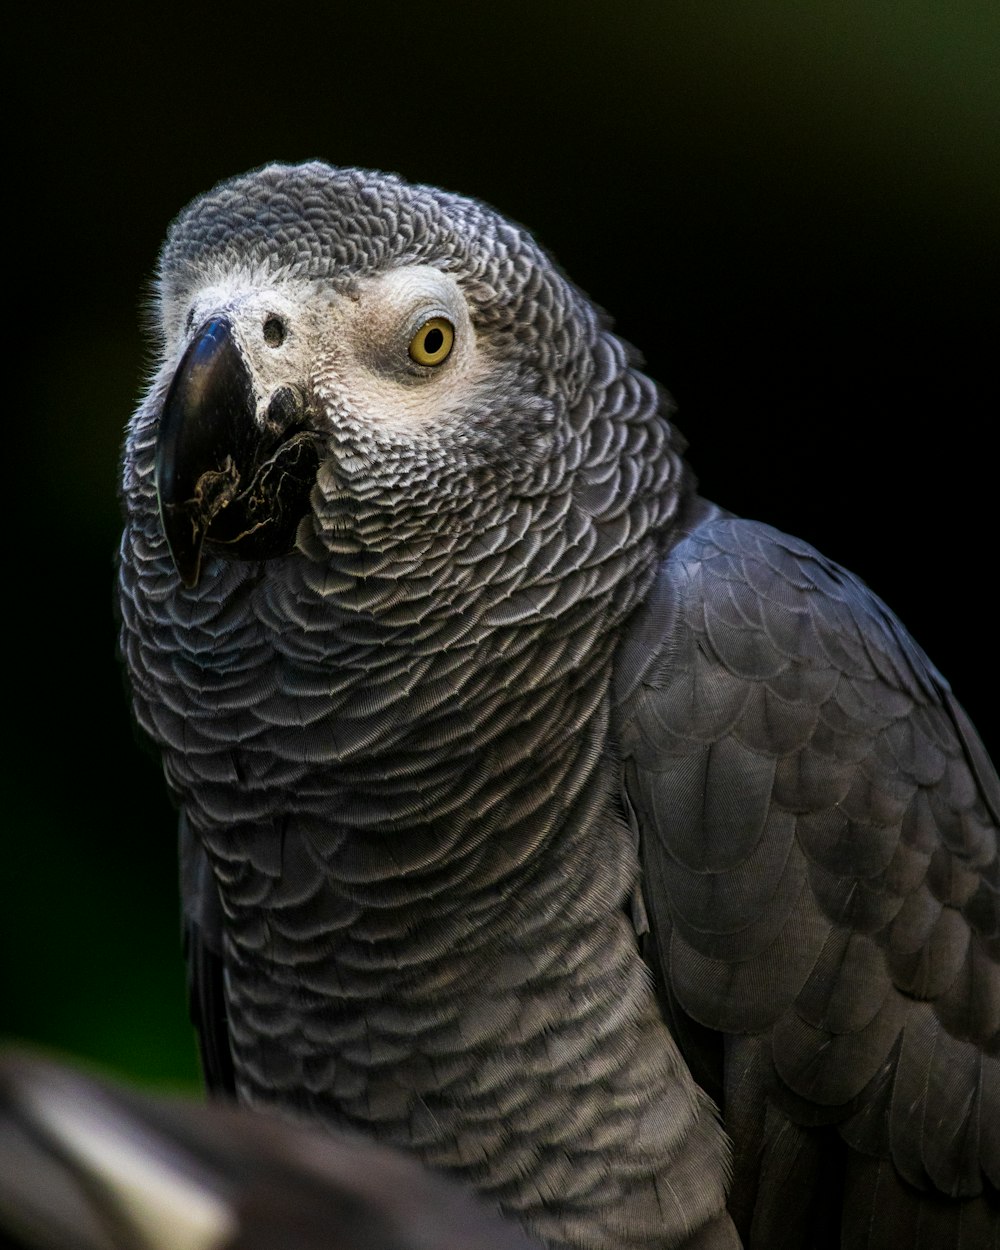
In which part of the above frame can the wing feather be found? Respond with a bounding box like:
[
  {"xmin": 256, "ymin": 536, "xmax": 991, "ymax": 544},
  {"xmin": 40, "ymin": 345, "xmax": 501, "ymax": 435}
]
[
  {"xmin": 179, "ymin": 811, "xmax": 236, "ymax": 1098},
  {"xmin": 615, "ymin": 509, "xmax": 999, "ymax": 1241}
]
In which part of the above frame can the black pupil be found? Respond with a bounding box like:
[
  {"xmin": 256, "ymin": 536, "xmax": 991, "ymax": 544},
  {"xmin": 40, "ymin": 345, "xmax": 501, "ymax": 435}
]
[{"xmin": 423, "ymin": 326, "xmax": 444, "ymax": 355}]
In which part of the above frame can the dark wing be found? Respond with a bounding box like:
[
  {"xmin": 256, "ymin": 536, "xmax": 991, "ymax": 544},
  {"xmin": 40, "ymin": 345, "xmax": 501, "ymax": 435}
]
[
  {"xmin": 179, "ymin": 811, "xmax": 236, "ymax": 1097},
  {"xmin": 614, "ymin": 506, "xmax": 999, "ymax": 1250}
]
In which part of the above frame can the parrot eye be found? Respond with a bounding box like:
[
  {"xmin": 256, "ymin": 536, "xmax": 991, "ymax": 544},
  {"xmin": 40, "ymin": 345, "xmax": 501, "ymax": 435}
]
[{"xmin": 408, "ymin": 317, "xmax": 454, "ymax": 366}]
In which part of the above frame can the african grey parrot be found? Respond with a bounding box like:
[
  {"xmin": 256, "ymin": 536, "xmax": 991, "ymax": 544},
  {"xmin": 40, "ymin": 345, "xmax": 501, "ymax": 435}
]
[{"xmin": 118, "ymin": 162, "xmax": 999, "ymax": 1250}]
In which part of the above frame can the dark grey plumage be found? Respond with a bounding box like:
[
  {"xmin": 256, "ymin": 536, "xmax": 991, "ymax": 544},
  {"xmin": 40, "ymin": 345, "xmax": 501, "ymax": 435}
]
[
  {"xmin": 118, "ymin": 163, "xmax": 998, "ymax": 1249},
  {"xmin": 616, "ymin": 512, "xmax": 999, "ymax": 1247}
]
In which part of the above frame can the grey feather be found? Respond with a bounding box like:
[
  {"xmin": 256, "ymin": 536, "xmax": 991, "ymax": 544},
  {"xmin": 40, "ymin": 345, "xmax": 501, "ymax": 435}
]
[{"xmin": 617, "ymin": 515, "xmax": 998, "ymax": 1244}]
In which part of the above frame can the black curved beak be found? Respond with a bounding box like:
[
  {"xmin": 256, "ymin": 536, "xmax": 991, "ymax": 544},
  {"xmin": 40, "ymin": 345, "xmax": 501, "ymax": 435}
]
[
  {"xmin": 155, "ymin": 318, "xmax": 250, "ymax": 586},
  {"xmin": 155, "ymin": 319, "xmax": 320, "ymax": 588}
]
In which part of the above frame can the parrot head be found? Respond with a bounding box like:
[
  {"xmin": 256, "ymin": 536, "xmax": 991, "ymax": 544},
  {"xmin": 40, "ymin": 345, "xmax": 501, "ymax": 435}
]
[{"xmin": 146, "ymin": 163, "xmax": 610, "ymax": 590}]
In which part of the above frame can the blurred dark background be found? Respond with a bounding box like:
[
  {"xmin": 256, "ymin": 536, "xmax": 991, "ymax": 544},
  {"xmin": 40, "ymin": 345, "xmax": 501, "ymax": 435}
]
[{"xmin": 8, "ymin": 3, "xmax": 998, "ymax": 1090}]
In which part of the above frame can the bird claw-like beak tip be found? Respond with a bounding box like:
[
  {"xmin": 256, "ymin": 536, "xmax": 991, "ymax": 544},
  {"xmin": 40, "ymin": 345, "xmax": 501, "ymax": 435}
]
[
  {"xmin": 176, "ymin": 556, "xmax": 203, "ymax": 590},
  {"xmin": 157, "ymin": 500, "xmax": 206, "ymax": 589}
]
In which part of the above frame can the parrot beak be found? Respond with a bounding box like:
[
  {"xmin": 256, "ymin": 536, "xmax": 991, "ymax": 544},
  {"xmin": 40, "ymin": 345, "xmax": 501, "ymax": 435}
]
[{"xmin": 155, "ymin": 318, "xmax": 320, "ymax": 588}]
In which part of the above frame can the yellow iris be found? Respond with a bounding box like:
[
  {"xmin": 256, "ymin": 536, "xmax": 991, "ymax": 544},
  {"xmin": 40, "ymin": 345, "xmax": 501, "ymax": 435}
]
[{"xmin": 409, "ymin": 317, "xmax": 454, "ymax": 366}]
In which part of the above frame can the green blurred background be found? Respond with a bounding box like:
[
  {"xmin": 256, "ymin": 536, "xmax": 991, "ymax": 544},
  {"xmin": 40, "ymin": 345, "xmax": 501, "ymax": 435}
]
[{"xmin": 8, "ymin": 2, "xmax": 999, "ymax": 1091}]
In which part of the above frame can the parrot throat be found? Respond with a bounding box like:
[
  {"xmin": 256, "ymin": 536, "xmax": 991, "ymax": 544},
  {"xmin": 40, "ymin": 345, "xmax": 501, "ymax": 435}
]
[
  {"xmin": 199, "ymin": 574, "xmax": 722, "ymax": 1250},
  {"xmin": 199, "ymin": 498, "xmax": 721, "ymax": 1249}
]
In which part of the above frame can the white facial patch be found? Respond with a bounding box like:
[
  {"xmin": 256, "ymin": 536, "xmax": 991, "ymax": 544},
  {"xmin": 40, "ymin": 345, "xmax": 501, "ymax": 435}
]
[{"xmin": 326, "ymin": 264, "xmax": 486, "ymax": 432}]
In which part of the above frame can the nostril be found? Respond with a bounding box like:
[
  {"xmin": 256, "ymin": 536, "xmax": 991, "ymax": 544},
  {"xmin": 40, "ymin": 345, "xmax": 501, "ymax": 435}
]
[{"xmin": 263, "ymin": 316, "xmax": 286, "ymax": 347}]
